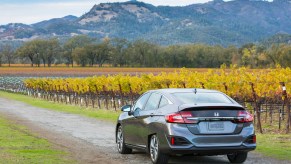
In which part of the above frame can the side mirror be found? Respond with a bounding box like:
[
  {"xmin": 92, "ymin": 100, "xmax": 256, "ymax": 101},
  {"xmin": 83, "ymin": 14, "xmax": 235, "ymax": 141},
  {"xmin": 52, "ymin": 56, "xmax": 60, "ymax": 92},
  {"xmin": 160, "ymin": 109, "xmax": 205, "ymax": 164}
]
[{"xmin": 121, "ymin": 105, "xmax": 131, "ymax": 112}]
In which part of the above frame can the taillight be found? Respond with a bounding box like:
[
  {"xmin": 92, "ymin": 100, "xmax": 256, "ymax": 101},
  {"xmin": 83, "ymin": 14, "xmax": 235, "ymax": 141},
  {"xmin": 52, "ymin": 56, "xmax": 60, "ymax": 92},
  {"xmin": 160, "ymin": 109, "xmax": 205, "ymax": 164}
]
[
  {"xmin": 235, "ymin": 110, "xmax": 254, "ymax": 123},
  {"xmin": 165, "ymin": 113, "xmax": 184, "ymax": 123},
  {"xmin": 165, "ymin": 111, "xmax": 198, "ymax": 124}
]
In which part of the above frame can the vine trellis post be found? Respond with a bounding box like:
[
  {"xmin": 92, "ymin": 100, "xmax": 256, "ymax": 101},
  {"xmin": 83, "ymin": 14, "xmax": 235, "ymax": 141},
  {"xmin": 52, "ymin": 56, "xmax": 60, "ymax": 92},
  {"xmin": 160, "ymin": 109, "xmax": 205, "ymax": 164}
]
[
  {"xmin": 249, "ymin": 82, "xmax": 263, "ymax": 133},
  {"xmin": 280, "ymin": 82, "xmax": 290, "ymax": 134}
]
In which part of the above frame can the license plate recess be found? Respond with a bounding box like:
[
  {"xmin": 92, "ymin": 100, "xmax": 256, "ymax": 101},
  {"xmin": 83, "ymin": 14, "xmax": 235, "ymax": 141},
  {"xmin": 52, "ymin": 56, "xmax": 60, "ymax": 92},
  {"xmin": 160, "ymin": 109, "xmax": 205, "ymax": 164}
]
[{"xmin": 208, "ymin": 122, "xmax": 224, "ymax": 131}]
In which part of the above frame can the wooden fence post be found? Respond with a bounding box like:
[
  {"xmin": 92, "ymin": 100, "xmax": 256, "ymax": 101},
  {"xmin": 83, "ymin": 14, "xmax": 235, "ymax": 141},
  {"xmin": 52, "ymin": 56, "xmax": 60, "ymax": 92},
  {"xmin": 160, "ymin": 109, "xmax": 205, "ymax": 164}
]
[
  {"xmin": 223, "ymin": 82, "xmax": 228, "ymax": 94},
  {"xmin": 200, "ymin": 82, "xmax": 205, "ymax": 89},
  {"xmin": 95, "ymin": 85, "xmax": 101, "ymax": 109},
  {"xmin": 249, "ymin": 82, "xmax": 263, "ymax": 133},
  {"xmin": 128, "ymin": 83, "xmax": 134, "ymax": 105},
  {"xmin": 280, "ymin": 82, "xmax": 290, "ymax": 134}
]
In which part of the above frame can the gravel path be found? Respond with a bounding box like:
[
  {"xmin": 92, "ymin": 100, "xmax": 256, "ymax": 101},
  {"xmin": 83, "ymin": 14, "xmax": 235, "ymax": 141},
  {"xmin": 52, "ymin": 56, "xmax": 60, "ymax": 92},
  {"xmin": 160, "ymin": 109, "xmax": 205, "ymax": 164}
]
[{"xmin": 0, "ymin": 97, "xmax": 290, "ymax": 164}]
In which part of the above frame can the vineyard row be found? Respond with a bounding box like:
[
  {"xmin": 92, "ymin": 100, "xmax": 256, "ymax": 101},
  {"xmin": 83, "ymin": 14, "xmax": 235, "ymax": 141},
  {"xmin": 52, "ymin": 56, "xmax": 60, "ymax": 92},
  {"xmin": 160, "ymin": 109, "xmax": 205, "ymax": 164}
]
[{"xmin": 0, "ymin": 67, "xmax": 290, "ymax": 134}]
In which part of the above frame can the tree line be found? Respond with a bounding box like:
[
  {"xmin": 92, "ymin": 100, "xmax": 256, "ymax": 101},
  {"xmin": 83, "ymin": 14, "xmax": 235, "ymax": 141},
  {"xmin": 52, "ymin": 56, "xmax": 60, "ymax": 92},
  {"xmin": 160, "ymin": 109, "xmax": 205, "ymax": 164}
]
[{"xmin": 0, "ymin": 35, "xmax": 291, "ymax": 68}]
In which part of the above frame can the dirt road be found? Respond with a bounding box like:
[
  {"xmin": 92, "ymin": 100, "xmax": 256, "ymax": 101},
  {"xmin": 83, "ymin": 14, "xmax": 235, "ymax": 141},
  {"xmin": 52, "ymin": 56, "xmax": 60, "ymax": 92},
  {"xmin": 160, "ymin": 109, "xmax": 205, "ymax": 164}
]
[{"xmin": 0, "ymin": 97, "xmax": 289, "ymax": 164}]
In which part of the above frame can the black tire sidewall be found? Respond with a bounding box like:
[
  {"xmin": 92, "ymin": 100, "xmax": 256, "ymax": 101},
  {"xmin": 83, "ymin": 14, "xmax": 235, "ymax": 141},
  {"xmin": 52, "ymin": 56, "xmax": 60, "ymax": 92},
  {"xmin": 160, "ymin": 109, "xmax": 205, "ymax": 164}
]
[{"xmin": 227, "ymin": 152, "xmax": 248, "ymax": 163}]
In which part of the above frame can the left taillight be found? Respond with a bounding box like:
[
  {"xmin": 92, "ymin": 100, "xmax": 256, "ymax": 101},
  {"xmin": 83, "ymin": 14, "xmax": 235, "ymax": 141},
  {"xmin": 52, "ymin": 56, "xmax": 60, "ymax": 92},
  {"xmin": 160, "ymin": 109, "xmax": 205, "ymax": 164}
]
[
  {"xmin": 165, "ymin": 113, "xmax": 184, "ymax": 123},
  {"xmin": 235, "ymin": 110, "xmax": 254, "ymax": 123},
  {"xmin": 165, "ymin": 111, "xmax": 198, "ymax": 124}
]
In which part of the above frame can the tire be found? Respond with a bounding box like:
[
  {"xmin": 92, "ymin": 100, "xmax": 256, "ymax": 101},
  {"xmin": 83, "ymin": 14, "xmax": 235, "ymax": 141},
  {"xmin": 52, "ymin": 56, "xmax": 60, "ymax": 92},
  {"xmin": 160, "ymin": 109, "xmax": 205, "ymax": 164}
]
[
  {"xmin": 149, "ymin": 135, "xmax": 169, "ymax": 164},
  {"xmin": 227, "ymin": 152, "xmax": 248, "ymax": 163},
  {"xmin": 116, "ymin": 126, "xmax": 132, "ymax": 154}
]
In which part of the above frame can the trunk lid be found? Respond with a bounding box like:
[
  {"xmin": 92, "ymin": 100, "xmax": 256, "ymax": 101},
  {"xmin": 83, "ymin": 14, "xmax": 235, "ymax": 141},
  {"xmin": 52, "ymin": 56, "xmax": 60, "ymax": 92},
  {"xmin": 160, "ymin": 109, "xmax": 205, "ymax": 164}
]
[{"xmin": 179, "ymin": 103, "xmax": 246, "ymax": 135}]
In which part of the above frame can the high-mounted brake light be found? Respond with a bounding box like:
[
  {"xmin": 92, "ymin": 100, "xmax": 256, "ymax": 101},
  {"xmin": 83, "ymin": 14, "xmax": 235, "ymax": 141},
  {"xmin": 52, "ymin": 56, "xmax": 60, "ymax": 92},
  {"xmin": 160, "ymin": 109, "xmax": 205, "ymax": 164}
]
[
  {"xmin": 165, "ymin": 111, "xmax": 198, "ymax": 124},
  {"xmin": 236, "ymin": 110, "xmax": 254, "ymax": 123}
]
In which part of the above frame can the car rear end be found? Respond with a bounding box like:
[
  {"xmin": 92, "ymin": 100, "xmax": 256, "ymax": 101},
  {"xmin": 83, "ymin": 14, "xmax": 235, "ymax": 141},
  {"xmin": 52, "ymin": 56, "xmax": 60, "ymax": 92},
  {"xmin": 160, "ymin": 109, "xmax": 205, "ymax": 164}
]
[{"xmin": 158, "ymin": 91, "xmax": 256, "ymax": 161}]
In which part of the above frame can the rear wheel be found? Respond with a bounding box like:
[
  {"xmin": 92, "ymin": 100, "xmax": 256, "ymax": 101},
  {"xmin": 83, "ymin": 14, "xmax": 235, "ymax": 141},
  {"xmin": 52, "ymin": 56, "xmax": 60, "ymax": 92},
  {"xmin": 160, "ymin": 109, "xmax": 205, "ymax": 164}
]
[
  {"xmin": 227, "ymin": 152, "xmax": 248, "ymax": 163},
  {"xmin": 149, "ymin": 135, "xmax": 169, "ymax": 164},
  {"xmin": 116, "ymin": 126, "xmax": 132, "ymax": 154}
]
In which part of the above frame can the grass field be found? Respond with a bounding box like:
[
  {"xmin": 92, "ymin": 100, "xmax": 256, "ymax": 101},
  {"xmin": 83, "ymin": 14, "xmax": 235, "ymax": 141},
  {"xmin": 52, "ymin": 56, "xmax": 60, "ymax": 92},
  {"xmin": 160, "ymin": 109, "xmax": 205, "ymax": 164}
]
[
  {"xmin": 0, "ymin": 90, "xmax": 291, "ymax": 161},
  {"xmin": 256, "ymin": 134, "xmax": 291, "ymax": 160},
  {"xmin": 0, "ymin": 114, "xmax": 74, "ymax": 163}
]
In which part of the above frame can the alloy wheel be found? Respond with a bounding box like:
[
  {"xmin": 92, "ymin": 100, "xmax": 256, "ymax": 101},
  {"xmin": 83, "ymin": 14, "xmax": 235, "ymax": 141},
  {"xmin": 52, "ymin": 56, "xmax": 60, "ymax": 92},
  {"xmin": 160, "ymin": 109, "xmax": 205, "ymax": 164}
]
[
  {"xmin": 150, "ymin": 135, "xmax": 159, "ymax": 162},
  {"xmin": 117, "ymin": 127, "xmax": 123, "ymax": 152}
]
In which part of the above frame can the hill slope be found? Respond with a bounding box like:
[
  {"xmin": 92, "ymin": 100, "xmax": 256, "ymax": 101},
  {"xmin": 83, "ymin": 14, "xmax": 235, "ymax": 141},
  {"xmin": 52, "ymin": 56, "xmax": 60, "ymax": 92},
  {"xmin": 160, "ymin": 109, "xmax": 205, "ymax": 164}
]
[{"xmin": 0, "ymin": 0, "xmax": 290, "ymax": 46}]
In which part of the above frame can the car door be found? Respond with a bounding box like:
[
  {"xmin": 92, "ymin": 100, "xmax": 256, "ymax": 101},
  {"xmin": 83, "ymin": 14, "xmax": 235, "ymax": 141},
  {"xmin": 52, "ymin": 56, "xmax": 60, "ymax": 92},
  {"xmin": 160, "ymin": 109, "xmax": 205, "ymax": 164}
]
[
  {"xmin": 138, "ymin": 92, "xmax": 162, "ymax": 147},
  {"xmin": 123, "ymin": 92, "xmax": 150, "ymax": 146}
]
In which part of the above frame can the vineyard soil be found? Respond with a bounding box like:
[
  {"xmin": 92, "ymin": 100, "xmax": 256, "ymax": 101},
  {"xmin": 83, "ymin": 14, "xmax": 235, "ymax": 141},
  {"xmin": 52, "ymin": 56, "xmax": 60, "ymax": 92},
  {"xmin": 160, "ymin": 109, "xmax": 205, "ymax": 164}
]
[{"xmin": 0, "ymin": 96, "xmax": 290, "ymax": 164}]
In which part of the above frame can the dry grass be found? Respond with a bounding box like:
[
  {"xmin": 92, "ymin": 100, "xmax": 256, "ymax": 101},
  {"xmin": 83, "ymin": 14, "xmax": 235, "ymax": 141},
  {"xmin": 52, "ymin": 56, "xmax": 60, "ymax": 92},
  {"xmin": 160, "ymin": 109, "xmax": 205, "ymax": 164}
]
[
  {"xmin": 0, "ymin": 65, "xmax": 269, "ymax": 76},
  {"xmin": 0, "ymin": 67, "xmax": 212, "ymax": 76}
]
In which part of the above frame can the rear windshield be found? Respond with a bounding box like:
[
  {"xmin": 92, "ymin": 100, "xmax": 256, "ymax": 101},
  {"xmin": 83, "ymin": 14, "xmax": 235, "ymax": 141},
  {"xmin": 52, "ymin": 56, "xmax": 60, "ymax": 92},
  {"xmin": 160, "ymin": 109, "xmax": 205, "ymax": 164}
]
[{"xmin": 172, "ymin": 92, "xmax": 233, "ymax": 104}]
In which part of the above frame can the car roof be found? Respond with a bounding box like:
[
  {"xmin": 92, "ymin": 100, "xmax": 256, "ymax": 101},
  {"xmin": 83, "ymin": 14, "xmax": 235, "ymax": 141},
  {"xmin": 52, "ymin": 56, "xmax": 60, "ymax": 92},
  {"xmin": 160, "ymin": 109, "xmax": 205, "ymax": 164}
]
[{"xmin": 150, "ymin": 88, "xmax": 220, "ymax": 94}]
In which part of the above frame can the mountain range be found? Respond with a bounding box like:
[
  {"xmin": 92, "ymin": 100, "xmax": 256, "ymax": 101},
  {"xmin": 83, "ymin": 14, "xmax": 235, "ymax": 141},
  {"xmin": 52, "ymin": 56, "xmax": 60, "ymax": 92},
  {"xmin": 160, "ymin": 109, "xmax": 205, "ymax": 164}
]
[{"xmin": 0, "ymin": 0, "xmax": 291, "ymax": 46}]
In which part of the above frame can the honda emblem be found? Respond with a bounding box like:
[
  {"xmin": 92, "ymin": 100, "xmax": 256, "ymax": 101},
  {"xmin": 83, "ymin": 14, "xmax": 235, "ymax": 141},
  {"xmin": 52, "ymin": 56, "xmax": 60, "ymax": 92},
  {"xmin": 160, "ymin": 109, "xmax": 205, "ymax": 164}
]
[{"xmin": 214, "ymin": 112, "xmax": 220, "ymax": 117}]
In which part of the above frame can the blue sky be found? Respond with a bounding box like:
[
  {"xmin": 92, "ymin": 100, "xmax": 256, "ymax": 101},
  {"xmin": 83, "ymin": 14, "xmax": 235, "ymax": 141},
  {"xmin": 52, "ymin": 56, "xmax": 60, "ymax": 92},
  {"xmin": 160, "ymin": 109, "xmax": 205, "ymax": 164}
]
[{"xmin": 0, "ymin": 0, "xmax": 214, "ymax": 25}]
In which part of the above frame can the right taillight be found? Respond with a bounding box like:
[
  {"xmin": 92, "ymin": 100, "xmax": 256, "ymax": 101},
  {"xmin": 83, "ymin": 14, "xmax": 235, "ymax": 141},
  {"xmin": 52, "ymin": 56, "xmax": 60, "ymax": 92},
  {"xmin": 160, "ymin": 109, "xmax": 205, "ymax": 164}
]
[
  {"xmin": 235, "ymin": 110, "xmax": 254, "ymax": 123},
  {"xmin": 165, "ymin": 111, "xmax": 198, "ymax": 124}
]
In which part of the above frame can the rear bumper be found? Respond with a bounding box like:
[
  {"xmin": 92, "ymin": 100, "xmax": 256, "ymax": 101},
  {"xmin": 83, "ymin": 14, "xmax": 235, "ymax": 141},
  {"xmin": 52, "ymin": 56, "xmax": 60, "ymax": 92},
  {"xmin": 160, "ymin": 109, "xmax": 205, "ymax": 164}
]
[
  {"xmin": 164, "ymin": 145, "xmax": 256, "ymax": 155},
  {"xmin": 158, "ymin": 122, "xmax": 256, "ymax": 155}
]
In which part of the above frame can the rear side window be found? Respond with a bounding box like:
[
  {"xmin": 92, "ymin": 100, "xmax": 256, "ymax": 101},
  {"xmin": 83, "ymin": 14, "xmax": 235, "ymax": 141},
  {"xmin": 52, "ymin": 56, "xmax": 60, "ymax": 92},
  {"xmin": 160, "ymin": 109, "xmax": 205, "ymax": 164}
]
[
  {"xmin": 172, "ymin": 92, "xmax": 232, "ymax": 104},
  {"xmin": 159, "ymin": 96, "xmax": 169, "ymax": 108},
  {"xmin": 144, "ymin": 93, "xmax": 161, "ymax": 111},
  {"xmin": 133, "ymin": 92, "xmax": 150, "ymax": 111}
]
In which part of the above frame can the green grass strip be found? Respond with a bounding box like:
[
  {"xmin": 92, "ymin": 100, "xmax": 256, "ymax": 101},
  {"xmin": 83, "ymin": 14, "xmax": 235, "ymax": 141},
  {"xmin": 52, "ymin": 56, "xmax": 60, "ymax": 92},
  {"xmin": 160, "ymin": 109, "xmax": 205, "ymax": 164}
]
[
  {"xmin": 0, "ymin": 115, "xmax": 74, "ymax": 164},
  {"xmin": 256, "ymin": 134, "xmax": 291, "ymax": 160},
  {"xmin": 0, "ymin": 91, "xmax": 120, "ymax": 122}
]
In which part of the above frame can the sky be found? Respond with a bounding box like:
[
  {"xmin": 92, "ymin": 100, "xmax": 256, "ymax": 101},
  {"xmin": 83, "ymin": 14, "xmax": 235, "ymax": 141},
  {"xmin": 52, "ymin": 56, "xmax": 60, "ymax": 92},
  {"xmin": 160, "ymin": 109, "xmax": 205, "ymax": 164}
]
[{"xmin": 0, "ymin": 0, "xmax": 213, "ymax": 25}]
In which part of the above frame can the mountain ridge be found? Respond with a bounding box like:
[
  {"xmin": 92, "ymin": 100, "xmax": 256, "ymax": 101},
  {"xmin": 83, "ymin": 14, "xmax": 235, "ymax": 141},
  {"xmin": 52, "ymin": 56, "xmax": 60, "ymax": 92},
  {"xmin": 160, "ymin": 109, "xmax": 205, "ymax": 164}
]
[{"xmin": 0, "ymin": 0, "xmax": 291, "ymax": 46}]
